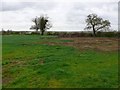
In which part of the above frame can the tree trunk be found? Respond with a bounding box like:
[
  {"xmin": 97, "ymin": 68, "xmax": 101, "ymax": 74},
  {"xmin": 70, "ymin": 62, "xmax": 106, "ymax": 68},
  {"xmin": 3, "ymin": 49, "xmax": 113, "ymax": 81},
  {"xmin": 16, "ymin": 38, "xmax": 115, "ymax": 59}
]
[
  {"xmin": 41, "ymin": 31, "xmax": 44, "ymax": 35},
  {"xmin": 36, "ymin": 28, "xmax": 38, "ymax": 32},
  {"xmin": 36, "ymin": 28, "xmax": 39, "ymax": 34},
  {"xmin": 92, "ymin": 25, "xmax": 96, "ymax": 37}
]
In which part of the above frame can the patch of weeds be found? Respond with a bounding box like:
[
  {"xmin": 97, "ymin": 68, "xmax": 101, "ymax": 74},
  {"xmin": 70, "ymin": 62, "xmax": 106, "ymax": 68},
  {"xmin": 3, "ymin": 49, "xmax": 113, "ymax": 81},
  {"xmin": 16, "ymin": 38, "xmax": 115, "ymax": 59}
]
[
  {"xmin": 9, "ymin": 67, "xmax": 19, "ymax": 74},
  {"xmin": 50, "ymin": 68, "xmax": 72, "ymax": 80},
  {"xmin": 62, "ymin": 63, "xmax": 69, "ymax": 67},
  {"xmin": 12, "ymin": 75, "xmax": 28, "ymax": 86},
  {"xmin": 60, "ymin": 40, "xmax": 74, "ymax": 42},
  {"xmin": 55, "ymin": 47, "xmax": 61, "ymax": 49},
  {"xmin": 2, "ymin": 60, "xmax": 11, "ymax": 65},
  {"xmin": 27, "ymin": 58, "xmax": 44, "ymax": 66}
]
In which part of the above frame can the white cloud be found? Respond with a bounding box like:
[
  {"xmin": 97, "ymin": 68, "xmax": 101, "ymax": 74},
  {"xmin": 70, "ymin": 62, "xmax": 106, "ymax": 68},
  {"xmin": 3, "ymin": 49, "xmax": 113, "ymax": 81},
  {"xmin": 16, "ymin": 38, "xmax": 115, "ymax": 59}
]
[
  {"xmin": 0, "ymin": 0, "xmax": 119, "ymax": 31},
  {"xmin": 2, "ymin": 0, "xmax": 119, "ymax": 2}
]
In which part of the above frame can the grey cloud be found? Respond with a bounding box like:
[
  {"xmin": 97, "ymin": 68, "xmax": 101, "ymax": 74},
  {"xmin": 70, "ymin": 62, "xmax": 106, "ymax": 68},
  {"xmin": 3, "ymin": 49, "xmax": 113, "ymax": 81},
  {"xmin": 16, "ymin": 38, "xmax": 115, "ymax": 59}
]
[
  {"xmin": 0, "ymin": 1, "xmax": 118, "ymax": 31},
  {"xmin": 66, "ymin": 2, "xmax": 118, "ymax": 30},
  {"xmin": 118, "ymin": 1, "xmax": 120, "ymax": 31},
  {"xmin": 1, "ymin": 2, "xmax": 56, "ymax": 11},
  {"xmin": 2, "ymin": 2, "xmax": 26, "ymax": 11}
]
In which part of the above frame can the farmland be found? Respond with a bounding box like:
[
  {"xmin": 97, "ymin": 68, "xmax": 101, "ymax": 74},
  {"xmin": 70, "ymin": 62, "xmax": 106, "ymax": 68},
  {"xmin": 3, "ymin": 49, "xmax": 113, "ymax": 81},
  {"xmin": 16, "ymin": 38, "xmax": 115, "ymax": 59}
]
[{"xmin": 2, "ymin": 35, "xmax": 118, "ymax": 88}]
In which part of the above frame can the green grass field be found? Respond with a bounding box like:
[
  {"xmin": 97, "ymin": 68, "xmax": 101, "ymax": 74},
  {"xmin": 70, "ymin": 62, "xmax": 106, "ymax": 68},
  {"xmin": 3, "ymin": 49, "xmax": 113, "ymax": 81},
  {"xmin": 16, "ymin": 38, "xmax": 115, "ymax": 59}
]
[{"xmin": 2, "ymin": 35, "xmax": 118, "ymax": 88}]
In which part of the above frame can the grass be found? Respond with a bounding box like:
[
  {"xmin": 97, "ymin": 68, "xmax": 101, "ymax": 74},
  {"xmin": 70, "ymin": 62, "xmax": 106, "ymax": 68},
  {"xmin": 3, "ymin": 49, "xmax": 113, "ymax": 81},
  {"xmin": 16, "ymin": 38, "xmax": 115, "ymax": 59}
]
[{"xmin": 2, "ymin": 35, "xmax": 118, "ymax": 88}]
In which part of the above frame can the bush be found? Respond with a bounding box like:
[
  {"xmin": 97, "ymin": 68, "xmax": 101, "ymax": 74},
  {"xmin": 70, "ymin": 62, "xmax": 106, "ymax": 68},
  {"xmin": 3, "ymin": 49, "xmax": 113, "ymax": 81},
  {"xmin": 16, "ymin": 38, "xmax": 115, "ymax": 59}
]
[
  {"xmin": 31, "ymin": 32, "xmax": 40, "ymax": 35},
  {"xmin": 97, "ymin": 31, "xmax": 118, "ymax": 37},
  {"xmin": 2, "ymin": 30, "xmax": 119, "ymax": 37}
]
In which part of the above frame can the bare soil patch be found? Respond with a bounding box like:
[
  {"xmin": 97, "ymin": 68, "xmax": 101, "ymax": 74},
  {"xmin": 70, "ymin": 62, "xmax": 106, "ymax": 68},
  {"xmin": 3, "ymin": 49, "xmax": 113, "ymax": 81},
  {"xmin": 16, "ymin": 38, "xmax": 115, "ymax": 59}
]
[
  {"xmin": 41, "ymin": 37, "xmax": 119, "ymax": 52},
  {"xmin": 60, "ymin": 37, "xmax": 119, "ymax": 51}
]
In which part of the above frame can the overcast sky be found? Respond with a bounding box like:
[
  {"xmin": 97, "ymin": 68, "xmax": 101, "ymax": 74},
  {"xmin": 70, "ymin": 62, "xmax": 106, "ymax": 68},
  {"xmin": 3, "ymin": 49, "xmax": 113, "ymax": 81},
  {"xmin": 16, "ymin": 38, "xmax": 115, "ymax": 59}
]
[{"xmin": 0, "ymin": 0, "xmax": 119, "ymax": 31}]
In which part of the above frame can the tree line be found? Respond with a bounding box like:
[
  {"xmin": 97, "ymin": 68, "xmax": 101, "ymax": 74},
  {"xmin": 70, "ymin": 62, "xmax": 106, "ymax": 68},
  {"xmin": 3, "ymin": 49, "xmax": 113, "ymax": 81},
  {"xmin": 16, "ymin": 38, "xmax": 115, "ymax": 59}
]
[{"xmin": 30, "ymin": 13, "xmax": 111, "ymax": 37}]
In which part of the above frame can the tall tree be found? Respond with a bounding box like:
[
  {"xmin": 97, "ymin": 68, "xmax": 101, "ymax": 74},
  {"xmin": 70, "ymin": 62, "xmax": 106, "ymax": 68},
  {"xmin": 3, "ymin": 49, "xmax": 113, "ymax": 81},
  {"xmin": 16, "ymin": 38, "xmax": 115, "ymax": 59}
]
[
  {"xmin": 30, "ymin": 15, "xmax": 52, "ymax": 35},
  {"xmin": 30, "ymin": 17, "xmax": 39, "ymax": 32},
  {"xmin": 85, "ymin": 14, "xmax": 111, "ymax": 36}
]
